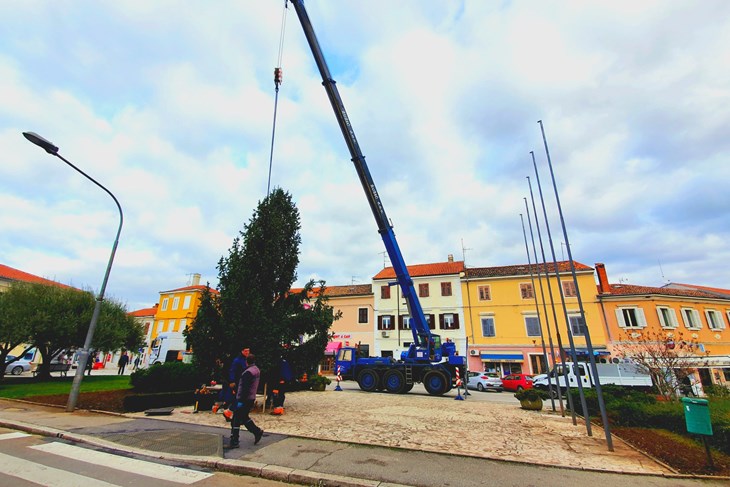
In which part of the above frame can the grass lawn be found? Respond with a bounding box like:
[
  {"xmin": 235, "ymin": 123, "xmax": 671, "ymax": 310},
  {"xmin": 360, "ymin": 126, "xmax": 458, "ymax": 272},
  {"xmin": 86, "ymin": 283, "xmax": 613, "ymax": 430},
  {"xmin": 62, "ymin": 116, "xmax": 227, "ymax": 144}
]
[{"xmin": 0, "ymin": 376, "xmax": 132, "ymax": 399}]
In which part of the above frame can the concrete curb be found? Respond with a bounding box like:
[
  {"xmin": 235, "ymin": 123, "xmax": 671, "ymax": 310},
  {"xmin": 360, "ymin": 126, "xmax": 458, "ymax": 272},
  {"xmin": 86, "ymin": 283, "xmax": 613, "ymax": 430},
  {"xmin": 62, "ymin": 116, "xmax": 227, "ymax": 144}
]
[{"xmin": 0, "ymin": 417, "xmax": 408, "ymax": 487}]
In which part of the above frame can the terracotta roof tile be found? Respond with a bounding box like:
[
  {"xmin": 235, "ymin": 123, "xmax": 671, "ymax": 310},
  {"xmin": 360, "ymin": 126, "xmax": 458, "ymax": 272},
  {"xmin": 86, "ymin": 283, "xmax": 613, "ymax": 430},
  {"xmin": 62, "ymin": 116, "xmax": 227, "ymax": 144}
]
[
  {"xmin": 161, "ymin": 285, "xmax": 219, "ymax": 294},
  {"xmin": 464, "ymin": 261, "xmax": 592, "ymax": 279},
  {"xmin": 373, "ymin": 261, "xmax": 465, "ymax": 280},
  {"xmin": 663, "ymin": 283, "xmax": 730, "ymax": 298},
  {"xmin": 289, "ymin": 284, "xmax": 372, "ymax": 298},
  {"xmin": 128, "ymin": 306, "xmax": 158, "ymax": 317},
  {"xmin": 323, "ymin": 284, "xmax": 372, "ymax": 297},
  {"xmin": 0, "ymin": 263, "xmax": 73, "ymax": 289},
  {"xmin": 602, "ymin": 283, "xmax": 730, "ymax": 300}
]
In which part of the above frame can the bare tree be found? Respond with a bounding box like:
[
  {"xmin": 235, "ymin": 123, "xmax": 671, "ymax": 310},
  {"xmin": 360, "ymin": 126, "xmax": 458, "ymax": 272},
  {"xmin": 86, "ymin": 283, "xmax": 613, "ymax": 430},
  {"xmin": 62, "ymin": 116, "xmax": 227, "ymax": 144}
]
[{"xmin": 613, "ymin": 329, "xmax": 708, "ymax": 400}]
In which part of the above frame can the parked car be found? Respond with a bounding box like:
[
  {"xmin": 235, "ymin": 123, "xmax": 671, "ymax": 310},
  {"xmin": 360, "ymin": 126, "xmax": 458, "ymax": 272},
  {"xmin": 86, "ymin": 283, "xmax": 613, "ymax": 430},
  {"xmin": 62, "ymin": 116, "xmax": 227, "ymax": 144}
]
[
  {"xmin": 4, "ymin": 354, "xmax": 33, "ymax": 375},
  {"xmin": 501, "ymin": 373, "xmax": 534, "ymax": 392},
  {"xmin": 466, "ymin": 372, "xmax": 502, "ymax": 392}
]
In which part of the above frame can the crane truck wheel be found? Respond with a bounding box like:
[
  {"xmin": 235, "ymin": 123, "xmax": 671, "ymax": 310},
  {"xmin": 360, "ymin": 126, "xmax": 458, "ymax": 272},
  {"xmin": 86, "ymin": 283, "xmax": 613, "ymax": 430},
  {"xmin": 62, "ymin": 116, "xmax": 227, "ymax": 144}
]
[
  {"xmin": 423, "ymin": 370, "xmax": 448, "ymax": 396},
  {"xmin": 383, "ymin": 370, "xmax": 406, "ymax": 394},
  {"xmin": 549, "ymin": 386, "xmax": 559, "ymax": 399},
  {"xmin": 357, "ymin": 369, "xmax": 380, "ymax": 392}
]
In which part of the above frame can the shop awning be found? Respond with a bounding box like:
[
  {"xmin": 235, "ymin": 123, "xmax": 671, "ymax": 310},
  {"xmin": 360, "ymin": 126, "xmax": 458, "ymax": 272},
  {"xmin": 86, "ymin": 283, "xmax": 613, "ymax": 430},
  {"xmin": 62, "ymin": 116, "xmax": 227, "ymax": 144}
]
[
  {"xmin": 566, "ymin": 348, "xmax": 610, "ymax": 356},
  {"xmin": 480, "ymin": 352, "xmax": 523, "ymax": 362},
  {"xmin": 325, "ymin": 341, "xmax": 342, "ymax": 356}
]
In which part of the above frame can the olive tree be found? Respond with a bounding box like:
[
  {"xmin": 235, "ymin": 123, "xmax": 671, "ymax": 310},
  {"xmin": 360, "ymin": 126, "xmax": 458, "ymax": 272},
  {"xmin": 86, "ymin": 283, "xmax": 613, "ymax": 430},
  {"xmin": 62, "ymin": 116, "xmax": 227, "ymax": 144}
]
[{"xmin": 0, "ymin": 282, "xmax": 143, "ymax": 380}]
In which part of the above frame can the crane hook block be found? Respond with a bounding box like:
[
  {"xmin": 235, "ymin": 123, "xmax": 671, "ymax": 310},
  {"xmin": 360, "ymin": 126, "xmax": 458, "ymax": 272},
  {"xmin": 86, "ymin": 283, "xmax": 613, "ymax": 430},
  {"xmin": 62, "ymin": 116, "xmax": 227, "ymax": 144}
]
[{"xmin": 274, "ymin": 67, "xmax": 283, "ymax": 86}]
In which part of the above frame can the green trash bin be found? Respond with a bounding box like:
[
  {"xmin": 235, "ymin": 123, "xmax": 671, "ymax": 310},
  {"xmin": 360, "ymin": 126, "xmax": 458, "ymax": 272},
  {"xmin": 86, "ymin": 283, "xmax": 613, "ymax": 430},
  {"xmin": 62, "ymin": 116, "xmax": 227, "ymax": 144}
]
[{"xmin": 681, "ymin": 397, "xmax": 712, "ymax": 436}]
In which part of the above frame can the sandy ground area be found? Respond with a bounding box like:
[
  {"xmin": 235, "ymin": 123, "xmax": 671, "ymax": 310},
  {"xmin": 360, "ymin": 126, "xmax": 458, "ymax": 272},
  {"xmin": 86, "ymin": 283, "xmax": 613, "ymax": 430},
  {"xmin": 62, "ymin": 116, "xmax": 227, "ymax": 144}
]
[{"xmin": 128, "ymin": 389, "xmax": 672, "ymax": 475}]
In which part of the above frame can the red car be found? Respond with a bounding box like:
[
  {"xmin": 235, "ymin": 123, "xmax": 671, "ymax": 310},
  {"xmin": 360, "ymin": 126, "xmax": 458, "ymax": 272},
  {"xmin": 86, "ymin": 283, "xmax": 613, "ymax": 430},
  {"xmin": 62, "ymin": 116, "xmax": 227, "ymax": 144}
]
[{"xmin": 501, "ymin": 373, "xmax": 534, "ymax": 392}]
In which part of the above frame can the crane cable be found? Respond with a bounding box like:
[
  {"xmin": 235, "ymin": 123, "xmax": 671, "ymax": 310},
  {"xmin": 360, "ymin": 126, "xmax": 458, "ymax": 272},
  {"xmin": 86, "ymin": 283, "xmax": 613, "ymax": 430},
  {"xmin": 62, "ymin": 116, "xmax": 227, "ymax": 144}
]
[{"xmin": 266, "ymin": 1, "xmax": 289, "ymax": 197}]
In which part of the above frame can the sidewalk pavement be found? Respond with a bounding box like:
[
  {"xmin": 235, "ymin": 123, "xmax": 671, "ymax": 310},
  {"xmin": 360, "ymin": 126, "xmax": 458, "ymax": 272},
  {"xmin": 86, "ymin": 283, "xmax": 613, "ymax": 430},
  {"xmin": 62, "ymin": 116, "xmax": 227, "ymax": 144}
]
[{"xmin": 1, "ymin": 388, "xmax": 727, "ymax": 487}]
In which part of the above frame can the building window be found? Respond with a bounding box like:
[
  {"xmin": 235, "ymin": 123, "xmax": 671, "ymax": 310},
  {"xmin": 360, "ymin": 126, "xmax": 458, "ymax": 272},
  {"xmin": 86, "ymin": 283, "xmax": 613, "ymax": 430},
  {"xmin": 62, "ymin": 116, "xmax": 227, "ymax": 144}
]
[
  {"xmin": 440, "ymin": 313, "xmax": 460, "ymax": 330},
  {"xmin": 520, "ymin": 283, "xmax": 534, "ymax": 300},
  {"xmin": 180, "ymin": 318, "xmax": 187, "ymax": 331},
  {"xmin": 419, "ymin": 283, "xmax": 429, "ymax": 298},
  {"xmin": 562, "ymin": 281, "xmax": 577, "ymax": 297},
  {"xmin": 156, "ymin": 320, "xmax": 163, "ymax": 333},
  {"xmin": 681, "ymin": 308, "xmax": 702, "ymax": 330},
  {"xmin": 525, "ymin": 316, "xmax": 540, "ymax": 337},
  {"xmin": 172, "ymin": 296, "xmax": 180, "ymax": 310},
  {"xmin": 378, "ymin": 315, "xmax": 394, "ymax": 330},
  {"xmin": 381, "ymin": 285, "xmax": 391, "ymax": 299},
  {"xmin": 656, "ymin": 306, "xmax": 678, "ymax": 329},
  {"xmin": 478, "ymin": 285, "xmax": 491, "ymax": 301},
  {"xmin": 183, "ymin": 295, "xmax": 192, "ymax": 309},
  {"xmin": 615, "ymin": 307, "xmax": 646, "ymax": 328},
  {"xmin": 161, "ymin": 298, "xmax": 169, "ymax": 311},
  {"xmin": 441, "ymin": 282, "xmax": 452, "ymax": 296},
  {"xmin": 358, "ymin": 308, "xmax": 368, "ymax": 324},
  {"xmin": 169, "ymin": 319, "xmax": 176, "ymax": 332},
  {"xmin": 399, "ymin": 315, "xmax": 411, "ymax": 330},
  {"xmin": 481, "ymin": 316, "xmax": 496, "ymax": 337},
  {"xmin": 705, "ymin": 309, "xmax": 725, "ymax": 330},
  {"xmin": 425, "ymin": 314, "xmax": 436, "ymax": 330},
  {"xmin": 569, "ymin": 315, "xmax": 586, "ymax": 336}
]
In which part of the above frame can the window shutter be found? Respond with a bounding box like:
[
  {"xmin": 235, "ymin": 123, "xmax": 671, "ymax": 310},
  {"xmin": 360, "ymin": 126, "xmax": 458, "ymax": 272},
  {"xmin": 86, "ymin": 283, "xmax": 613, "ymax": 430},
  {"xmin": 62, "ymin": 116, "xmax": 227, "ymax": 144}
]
[
  {"xmin": 656, "ymin": 307, "xmax": 665, "ymax": 327},
  {"xmin": 615, "ymin": 308, "xmax": 626, "ymax": 327},
  {"xmin": 377, "ymin": 315, "xmax": 383, "ymax": 330},
  {"xmin": 439, "ymin": 314, "xmax": 445, "ymax": 329},
  {"xmin": 637, "ymin": 308, "xmax": 647, "ymax": 327},
  {"xmin": 453, "ymin": 314, "xmax": 460, "ymax": 329}
]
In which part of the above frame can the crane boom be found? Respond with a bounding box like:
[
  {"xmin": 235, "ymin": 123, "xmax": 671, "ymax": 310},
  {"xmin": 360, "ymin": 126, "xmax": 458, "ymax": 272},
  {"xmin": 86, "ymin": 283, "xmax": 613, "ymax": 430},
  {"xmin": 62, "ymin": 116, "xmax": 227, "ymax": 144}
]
[{"xmin": 291, "ymin": 0, "xmax": 433, "ymax": 351}]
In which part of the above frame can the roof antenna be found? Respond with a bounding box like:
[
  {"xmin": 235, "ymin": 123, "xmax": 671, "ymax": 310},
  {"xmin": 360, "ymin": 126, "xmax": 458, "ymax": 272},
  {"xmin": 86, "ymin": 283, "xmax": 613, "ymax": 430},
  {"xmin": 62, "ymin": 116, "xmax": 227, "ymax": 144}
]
[
  {"xmin": 461, "ymin": 238, "xmax": 472, "ymax": 267},
  {"xmin": 658, "ymin": 259, "xmax": 668, "ymax": 284}
]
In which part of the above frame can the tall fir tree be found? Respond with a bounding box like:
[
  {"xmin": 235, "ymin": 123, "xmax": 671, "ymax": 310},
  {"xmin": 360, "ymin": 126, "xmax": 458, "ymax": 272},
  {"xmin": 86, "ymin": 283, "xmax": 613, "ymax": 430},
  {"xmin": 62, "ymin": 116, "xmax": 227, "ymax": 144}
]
[{"xmin": 214, "ymin": 188, "xmax": 335, "ymax": 382}]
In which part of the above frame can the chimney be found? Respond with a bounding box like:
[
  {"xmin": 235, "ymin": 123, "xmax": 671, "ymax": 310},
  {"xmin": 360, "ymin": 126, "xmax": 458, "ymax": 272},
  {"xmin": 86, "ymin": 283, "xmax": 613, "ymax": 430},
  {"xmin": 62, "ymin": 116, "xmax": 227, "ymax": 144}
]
[
  {"xmin": 191, "ymin": 273, "xmax": 201, "ymax": 286},
  {"xmin": 595, "ymin": 263, "xmax": 610, "ymax": 293},
  {"xmin": 447, "ymin": 254, "xmax": 454, "ymax": 262}
]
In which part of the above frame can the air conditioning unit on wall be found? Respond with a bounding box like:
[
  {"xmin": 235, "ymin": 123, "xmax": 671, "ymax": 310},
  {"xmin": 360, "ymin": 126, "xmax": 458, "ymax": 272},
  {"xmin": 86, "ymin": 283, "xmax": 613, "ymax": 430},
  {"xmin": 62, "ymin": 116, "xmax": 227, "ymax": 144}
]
[
  {"xmin": 381, "ymin": 331, "xmax": 389, "ymax": 338},
  {"xmin": 469, "ymin": 349, "xmax": 479, "ymax": 356}
]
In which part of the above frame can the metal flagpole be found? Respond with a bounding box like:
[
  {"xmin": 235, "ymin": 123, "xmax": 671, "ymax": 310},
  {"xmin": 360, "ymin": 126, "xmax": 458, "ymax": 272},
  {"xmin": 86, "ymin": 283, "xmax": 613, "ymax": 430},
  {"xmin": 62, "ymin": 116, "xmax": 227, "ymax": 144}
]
[
  {"xmin": 538, "ymin": 120, "xmax": 613, "ymax": 451},
  {"xmin": 520, "ymin": 211, "xmax": 557, "ymax": 412},
  {"xmin": 527, "ymin": 175, "xmax": 573, "ymax": 422},
  {"xmin": 531, "ymin": 151, "xmax": 591, "ymax": 435}
]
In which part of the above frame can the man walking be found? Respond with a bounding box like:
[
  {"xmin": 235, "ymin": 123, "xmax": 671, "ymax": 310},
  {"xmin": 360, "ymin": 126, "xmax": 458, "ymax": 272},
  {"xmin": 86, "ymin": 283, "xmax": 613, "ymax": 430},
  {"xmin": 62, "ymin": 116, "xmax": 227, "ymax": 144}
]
[
  {"xmin": 227, "ymin": 353, "xmax": 264, "ymax": 448},
  {"xmin": 224, "ymin": 347, "xmax": 250, "ymax": 421},
  {"xmin": 117, "ymin": 350, "xmax": 129, "ymax": 375}
]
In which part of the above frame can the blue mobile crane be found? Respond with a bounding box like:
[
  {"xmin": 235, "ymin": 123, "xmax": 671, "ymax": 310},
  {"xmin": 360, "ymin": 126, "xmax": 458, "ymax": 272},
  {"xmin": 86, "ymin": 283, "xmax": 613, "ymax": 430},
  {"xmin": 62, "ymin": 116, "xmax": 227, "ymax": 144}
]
[{"xmin": 291, "ymin": 0, "xmax": 466, "ymax": 396}]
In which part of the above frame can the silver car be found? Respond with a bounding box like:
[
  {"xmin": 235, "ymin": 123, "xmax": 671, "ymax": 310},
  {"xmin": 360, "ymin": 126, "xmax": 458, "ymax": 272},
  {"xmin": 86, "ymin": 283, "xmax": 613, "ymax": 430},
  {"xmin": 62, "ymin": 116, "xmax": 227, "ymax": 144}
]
[
  {"xmin": 4, "ymin": 355, "xmax": 33, "ymax": 375},
  {"xmin": 466, "ymin": 371, "xmax": 503, "ymax": 392}
]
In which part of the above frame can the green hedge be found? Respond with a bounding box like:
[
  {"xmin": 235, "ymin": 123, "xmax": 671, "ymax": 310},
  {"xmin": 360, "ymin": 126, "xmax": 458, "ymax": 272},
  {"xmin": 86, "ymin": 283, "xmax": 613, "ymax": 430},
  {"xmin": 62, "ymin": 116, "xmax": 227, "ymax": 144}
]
[
  {"xmin": 130, "ymin": 362, "xmax": 205, "ymax": 393},
  {"xmin": 564, "ymin": 386, "xmax": 730, "ymax": 455}
]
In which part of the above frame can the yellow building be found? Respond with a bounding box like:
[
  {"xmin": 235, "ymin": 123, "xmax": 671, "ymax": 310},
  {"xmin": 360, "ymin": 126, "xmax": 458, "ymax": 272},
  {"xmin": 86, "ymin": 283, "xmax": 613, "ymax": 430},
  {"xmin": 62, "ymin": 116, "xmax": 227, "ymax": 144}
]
[
  {"xmin": 461, "ymin": 261, "xmax": 605, "ymax": 376},
  {"xmin": 373, "ymin": 257, "xmax": 466, "ymax": 358},
  {"xmin": 150, "ymin": 273, "xmax": 217, "ymax": 350},
  {"xmin": 595, "ymin": 263, "xmax": 730, "ymax": 390}
]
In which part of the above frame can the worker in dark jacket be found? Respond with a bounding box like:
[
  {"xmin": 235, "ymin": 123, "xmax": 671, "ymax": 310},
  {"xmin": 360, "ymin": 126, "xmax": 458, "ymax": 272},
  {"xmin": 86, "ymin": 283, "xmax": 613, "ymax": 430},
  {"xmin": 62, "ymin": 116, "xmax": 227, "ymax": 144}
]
[
  {"xmin": 228, "ymin": 347, "xmax": 250, "ymax": 391},
  {"xmin": 224, "ymin": 347, "xmax": 249, "ymax": 421},
  {"xmin": 227, "ymin": 353, "xmax": 264, "ymax": 448}
]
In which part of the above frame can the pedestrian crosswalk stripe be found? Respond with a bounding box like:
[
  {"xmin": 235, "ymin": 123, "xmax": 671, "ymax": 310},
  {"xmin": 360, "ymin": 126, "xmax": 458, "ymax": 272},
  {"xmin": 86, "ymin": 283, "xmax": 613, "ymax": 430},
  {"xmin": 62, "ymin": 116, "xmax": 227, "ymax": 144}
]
[
  {"xmin": 0, "ymin": 432, "xmax": 31, "ymax": 441},
  {"xmin": 32, "ymin": 441, "xmax": 213, "ymax": 484},
  {"xmin": 0, "ymin": 451, "xmax": 120, "ymax": 487}
]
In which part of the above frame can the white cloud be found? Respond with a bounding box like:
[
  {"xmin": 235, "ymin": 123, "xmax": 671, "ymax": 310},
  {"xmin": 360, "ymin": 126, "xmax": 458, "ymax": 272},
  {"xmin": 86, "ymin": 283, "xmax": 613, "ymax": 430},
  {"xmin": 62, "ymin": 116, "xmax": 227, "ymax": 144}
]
[{"xmin": 0, "ymin": 0, "xmax": 728, "ymax": 310}]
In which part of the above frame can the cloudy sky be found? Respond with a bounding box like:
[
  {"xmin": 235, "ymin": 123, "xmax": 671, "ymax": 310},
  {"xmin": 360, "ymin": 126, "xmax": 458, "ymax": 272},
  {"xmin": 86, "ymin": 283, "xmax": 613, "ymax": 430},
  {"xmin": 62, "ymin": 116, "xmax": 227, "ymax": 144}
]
[{"xmin": 1, "ymin": 1, "xmax": 728, "ymax": 311}]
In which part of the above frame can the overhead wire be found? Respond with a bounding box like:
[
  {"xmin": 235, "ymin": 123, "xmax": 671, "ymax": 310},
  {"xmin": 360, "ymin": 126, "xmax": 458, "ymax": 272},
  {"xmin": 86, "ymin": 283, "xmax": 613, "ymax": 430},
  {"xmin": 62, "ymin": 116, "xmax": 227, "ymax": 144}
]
[{"xmin": 266, "ymin": 1, "xmax": 289, "ymax": 197}]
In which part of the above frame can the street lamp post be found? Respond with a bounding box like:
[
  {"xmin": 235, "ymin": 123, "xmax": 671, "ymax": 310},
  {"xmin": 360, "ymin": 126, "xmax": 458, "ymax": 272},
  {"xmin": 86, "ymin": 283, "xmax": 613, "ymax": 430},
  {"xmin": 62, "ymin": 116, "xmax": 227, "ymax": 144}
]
[{"xmin": 22, "ymin": 131, "xmax": 124, "ymax": 412}]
